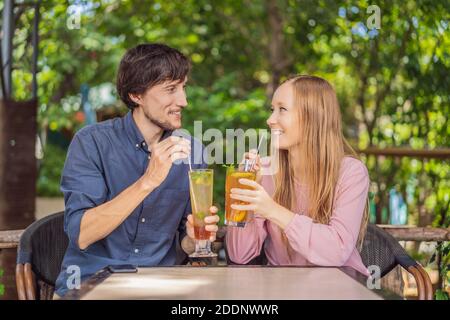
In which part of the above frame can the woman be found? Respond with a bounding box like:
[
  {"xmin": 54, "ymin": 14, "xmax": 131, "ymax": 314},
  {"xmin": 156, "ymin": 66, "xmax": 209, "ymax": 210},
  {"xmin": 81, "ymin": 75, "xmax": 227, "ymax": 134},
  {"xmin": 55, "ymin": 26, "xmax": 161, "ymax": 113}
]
[{"xmin": 226, "ymin": 75, "xmax": 369, "ymax": 275}]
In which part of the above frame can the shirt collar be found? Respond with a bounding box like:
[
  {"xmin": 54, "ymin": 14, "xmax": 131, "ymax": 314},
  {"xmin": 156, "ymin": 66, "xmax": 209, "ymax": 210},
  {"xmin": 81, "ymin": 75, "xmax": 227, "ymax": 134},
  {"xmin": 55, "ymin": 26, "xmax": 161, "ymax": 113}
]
[{"xmin": 124, "ymin": 110, "xmax": 173, "ymax": 152}]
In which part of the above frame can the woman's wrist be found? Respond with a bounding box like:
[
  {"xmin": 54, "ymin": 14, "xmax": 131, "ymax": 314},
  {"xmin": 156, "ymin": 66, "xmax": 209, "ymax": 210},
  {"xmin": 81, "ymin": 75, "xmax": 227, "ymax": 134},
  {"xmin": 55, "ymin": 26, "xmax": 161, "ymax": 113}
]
[{"xmin": 266, "ymin": 202, "xmax": 295, "ymax": 230}]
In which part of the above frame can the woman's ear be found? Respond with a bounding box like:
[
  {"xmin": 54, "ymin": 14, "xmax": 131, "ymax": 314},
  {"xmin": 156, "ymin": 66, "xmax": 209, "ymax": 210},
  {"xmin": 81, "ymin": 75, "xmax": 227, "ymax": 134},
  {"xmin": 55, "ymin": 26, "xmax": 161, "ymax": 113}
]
[{"xmin": 129, "ymin": 93, "xmax": 142, "ymax": 107}]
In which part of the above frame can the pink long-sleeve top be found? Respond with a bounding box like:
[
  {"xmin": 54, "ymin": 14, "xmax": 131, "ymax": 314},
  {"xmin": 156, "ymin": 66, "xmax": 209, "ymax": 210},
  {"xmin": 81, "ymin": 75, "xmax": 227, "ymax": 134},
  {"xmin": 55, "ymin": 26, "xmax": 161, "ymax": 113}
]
[{"xmin": 226, "ymin": 156, "xmax": 370, "ymax": 276}]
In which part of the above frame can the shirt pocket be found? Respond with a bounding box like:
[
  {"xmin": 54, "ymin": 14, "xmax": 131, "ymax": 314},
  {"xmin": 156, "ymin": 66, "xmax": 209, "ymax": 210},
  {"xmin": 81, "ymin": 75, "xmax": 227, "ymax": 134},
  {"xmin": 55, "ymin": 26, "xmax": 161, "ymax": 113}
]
[{"xmin": 146, "ymin": 188, "xmax": 190, "ymax": 235}]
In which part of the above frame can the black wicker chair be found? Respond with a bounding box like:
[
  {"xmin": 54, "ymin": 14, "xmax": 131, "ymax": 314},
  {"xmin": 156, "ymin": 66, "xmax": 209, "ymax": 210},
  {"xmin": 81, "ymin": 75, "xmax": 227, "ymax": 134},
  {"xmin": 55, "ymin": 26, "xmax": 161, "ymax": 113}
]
[
  {"xmin": 16, "ymin": 212, "xmax": 68, "ymax": 300},
  {"xmin": 225, "ymin": 223, "xmax": 433, "ymax": 299},
  {"xmin": 360, "ymin": 224, "xmax": 433, "ymax": 299},
  {"xmin": 15, "ymin": 211, "xmax": 189, "ymax": 299}
]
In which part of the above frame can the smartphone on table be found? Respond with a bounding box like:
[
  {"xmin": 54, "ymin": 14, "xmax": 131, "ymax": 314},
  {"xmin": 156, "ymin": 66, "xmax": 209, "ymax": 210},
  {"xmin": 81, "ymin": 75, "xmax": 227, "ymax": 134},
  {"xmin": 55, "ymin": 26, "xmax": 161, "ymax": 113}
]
[{"xmin": 107, "ymin": 264, "xmax": 138, "ymax": 273}]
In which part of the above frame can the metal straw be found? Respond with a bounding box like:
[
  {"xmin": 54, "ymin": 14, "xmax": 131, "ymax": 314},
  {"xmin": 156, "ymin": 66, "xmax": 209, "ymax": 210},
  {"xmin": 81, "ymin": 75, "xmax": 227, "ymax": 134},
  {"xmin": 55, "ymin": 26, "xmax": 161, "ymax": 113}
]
[{"xmin": 244, "ymin": 135, "xmax": 265, "ymax": 172}]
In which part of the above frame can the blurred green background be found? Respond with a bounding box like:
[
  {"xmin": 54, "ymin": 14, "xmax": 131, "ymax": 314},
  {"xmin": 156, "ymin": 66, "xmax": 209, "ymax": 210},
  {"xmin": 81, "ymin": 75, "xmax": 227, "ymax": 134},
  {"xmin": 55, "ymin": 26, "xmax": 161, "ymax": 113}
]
[
  {"xmin": 8, "ymin": 0, "xmax": 448, "ymax": 219},
  {"xmin": 7, "ymin": 0, "xmax": 448, "ymax": 223},
  {"xmin": 4, "ymin": 0, "xmax": 449, "ymax": 292}
]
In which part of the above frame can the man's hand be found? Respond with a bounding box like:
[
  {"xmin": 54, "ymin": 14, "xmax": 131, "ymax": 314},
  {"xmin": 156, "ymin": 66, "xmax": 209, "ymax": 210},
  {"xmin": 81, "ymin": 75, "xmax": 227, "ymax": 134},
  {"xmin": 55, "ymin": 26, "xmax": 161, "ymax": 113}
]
[
  {"xmin": 186, "ymin": 206, "xmax": 219, "ymax": 241},
  {"xmin": 140, "ymin": 136, "xmax": 190, "ymax": 190},
  {"xmin": 182, "ymin": 206, "xmax": 220, "ymax": 254}
]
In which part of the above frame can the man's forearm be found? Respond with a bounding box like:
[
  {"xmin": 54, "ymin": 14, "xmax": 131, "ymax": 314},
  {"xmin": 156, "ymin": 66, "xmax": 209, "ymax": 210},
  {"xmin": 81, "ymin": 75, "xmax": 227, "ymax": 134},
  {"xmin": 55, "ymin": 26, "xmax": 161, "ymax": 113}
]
[{"xmin": 78, "ymin": 177, "xmax": 157, "ymax": 250}]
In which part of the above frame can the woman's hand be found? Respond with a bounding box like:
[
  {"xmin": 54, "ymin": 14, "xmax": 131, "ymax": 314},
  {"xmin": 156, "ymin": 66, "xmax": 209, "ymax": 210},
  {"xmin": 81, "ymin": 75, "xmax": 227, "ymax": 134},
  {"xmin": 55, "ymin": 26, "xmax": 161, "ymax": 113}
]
[
  {"xmin": 239, "ymin": 149, "xmax": 262, "ymax": 183},
  {"xmin": 230, "ymin": 179, "xmax": 295, "ymax": 229},
  {"xmin": 230, "ymin": 179, "xmax": 276, "ymax": 218}
]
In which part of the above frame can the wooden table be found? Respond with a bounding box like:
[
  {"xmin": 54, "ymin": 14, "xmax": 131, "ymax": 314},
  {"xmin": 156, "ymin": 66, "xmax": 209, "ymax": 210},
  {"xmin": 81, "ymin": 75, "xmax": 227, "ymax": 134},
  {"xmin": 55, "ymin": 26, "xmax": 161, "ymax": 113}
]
[{"xmin": 63, "ymin": 266, "xmax": 398, "ymax": 300}]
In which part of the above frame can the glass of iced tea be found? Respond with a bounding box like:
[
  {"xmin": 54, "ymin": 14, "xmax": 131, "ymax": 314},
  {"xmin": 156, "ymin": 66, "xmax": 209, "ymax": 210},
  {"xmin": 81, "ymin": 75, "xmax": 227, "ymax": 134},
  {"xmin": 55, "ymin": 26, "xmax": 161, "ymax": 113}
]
[
  {"xmin": 188, "ymin": 169, "xmax": 217, "ymax": 257},
  {"xmin": 225, "ymin": 166, "xmax": 256, "ymax": 227}
]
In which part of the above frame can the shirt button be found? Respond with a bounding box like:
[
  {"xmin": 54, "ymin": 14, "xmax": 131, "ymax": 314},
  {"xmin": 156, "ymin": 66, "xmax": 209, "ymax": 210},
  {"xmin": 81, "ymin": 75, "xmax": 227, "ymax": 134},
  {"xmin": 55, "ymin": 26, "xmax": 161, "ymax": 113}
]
[
  {"xmin": 134, "ymin": 248, "xmax": 139, "ymax": 253},
  {"xmin": 135, "ymin": 143, "xmax": 139, "ymax": 148},
  {"xmin": 141, "ymin": 218, "xmax": 146, "ymax": 223}
]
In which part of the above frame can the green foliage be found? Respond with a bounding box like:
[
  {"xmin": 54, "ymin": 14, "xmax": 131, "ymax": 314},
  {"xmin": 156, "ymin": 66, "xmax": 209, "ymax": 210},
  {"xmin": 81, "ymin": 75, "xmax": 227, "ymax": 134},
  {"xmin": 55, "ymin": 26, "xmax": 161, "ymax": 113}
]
[
  {"xmin": 435, "ymin": 289, "xmax": 449, "ymax": 300},
  {"xmin": 7, "ymin": 0, "xmax": 449, "ymax": 292},
  {"xmin": 36, "ymin": 144, "xmax": 67, "ymax": 197},
  {"xmin": 0, "ymin": 268, "xmax": 4, "ymax": 296},
  {"xmin": 430, "ymin": 241, "xmax": 450, "ymax": 300}
]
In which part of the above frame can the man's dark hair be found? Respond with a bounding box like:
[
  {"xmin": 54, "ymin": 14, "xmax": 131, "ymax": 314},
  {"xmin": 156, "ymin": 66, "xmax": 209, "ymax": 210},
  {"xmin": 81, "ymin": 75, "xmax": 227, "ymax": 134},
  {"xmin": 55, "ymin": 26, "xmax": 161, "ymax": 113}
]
[{"xmin": 116, "ymin": 43, "xmax": 190, "ymax": 109}]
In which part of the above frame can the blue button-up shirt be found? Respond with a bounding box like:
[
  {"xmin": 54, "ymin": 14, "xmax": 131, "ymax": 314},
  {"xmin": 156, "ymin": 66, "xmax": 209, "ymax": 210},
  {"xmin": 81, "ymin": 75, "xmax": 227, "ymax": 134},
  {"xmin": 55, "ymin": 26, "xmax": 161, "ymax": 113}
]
[{"xmin": 55, "ymin": 111, "xmax": 206, "ymax": 296}]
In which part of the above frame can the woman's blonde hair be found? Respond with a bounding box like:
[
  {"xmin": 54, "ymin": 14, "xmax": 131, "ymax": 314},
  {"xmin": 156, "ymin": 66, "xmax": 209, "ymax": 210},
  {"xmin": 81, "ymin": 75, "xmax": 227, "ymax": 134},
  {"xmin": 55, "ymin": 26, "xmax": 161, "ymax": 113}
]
[{"xmin": 272, "ymin": 75, "xmax": 369, "ymax": 257}]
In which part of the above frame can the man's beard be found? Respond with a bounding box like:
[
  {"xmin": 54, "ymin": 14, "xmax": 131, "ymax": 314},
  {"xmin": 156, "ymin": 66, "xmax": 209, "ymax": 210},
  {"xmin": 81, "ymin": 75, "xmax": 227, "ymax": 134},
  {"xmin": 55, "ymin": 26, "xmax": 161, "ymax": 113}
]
[{"xmin": 142, "ymin": 108, "xmax": 177, "ymax": 131}]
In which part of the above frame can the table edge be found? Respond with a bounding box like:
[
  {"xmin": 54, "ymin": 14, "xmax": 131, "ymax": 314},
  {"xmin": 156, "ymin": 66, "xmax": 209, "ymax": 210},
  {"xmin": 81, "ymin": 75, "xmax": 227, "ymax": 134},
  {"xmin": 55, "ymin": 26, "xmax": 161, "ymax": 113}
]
[{"xmin": 62, "ymin": 265, "xmax": 402, "ymax": 300}]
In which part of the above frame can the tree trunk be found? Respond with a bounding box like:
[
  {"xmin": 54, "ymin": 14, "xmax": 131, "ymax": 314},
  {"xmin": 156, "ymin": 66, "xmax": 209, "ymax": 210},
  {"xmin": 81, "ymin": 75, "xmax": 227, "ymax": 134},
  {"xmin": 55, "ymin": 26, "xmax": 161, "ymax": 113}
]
[
  {"xmin": 0, "ymin": 98, "xmax": 37, "ymax": 299},
  {"xmin": 265, "ymin": 0, "xmax": 288, "ymax": 99}
]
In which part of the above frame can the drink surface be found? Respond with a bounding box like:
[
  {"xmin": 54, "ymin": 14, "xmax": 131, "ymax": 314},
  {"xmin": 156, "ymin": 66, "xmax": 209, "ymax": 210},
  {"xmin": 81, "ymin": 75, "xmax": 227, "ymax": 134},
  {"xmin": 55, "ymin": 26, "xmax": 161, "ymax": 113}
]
[
  {"xmin": 189, "ymin": 170, "xmax": 213, "ymax": 240},
  {"xmin": 225, "ymin": 169, "xmax": 256, "ymax": 224}
]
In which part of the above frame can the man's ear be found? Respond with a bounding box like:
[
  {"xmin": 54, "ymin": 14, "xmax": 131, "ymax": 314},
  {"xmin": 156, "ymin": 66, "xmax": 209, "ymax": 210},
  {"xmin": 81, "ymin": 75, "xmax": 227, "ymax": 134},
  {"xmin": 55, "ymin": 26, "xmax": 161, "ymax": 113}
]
[{"xmin": 129, "ymin": 93, "xmax": 142, "ymax": 106}]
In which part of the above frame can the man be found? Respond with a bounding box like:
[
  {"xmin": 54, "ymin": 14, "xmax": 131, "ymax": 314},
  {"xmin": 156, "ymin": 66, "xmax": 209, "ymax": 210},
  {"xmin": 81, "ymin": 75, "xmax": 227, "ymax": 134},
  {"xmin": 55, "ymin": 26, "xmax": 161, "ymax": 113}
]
[{"xmin": 55, "ymin": 43, "xmax": 219, "ymax": 297}]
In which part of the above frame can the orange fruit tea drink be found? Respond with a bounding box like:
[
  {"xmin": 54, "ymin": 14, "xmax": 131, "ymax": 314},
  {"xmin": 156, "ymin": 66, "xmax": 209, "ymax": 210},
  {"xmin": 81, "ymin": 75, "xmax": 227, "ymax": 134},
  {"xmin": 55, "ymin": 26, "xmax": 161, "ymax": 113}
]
[{"xmin": 225, "ymin": 166, "xmax": 256, "ymax": 227}]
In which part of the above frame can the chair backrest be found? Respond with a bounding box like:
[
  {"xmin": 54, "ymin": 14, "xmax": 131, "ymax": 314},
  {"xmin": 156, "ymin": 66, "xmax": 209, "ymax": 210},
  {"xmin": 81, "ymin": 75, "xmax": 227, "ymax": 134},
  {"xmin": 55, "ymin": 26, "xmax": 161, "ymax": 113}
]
[
  {"xmin": 17, "ymin": 212, "xmax": 69, "ymax": 286},
  {"xmin": 360, "ymin": 224, "xmax": 416, "ymax": 277}
]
